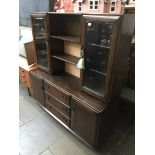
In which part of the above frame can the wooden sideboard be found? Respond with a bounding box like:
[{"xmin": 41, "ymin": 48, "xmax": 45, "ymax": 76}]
[{"xmin": 29, "ymin": 13, "xmax": 134, "ymax": 149}]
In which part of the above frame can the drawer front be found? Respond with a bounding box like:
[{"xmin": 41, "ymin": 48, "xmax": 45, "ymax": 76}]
[
  {"xmin": 46, "ymin": 102, "xmax": 71, "ymax": 127},
  {"xmin": 45, "ymin": 92, "xmax": 71, "ymax": 118},
  {"xmin": 19, "ymin": 68, "xmax": 30, "ymax": 81},
  {"xmin": 19, "ymin": 75, "xmax": 31, "ymax": 88},
  {"xmin": 44, "ymin": 81, "xmax": 71, "ymax": 107},
  {"xmin": 19, "ymin": 67, "xmax": 31, "ymax": 88}
]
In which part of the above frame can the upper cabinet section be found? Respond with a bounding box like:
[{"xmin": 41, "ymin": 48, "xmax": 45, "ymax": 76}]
[
  {"xmin": 81, "ymin": 15, "xmax": 121, "ymax": 99},
  {"xmin": 31, "ymin": 13, "xmax": 48, "ymax": 39},
  {"xmin": 49, "ymin": 13, "xmax": 82, "ymax": 43}
]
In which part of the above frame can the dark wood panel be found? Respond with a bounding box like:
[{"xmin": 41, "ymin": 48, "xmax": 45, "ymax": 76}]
[
  {"xmin": 30, "ymin": 72, "xmax": 45, "ymax": 106},
  {"xmin": 71, "ymin": 97, "xmax": 100, "ymax": 148}
]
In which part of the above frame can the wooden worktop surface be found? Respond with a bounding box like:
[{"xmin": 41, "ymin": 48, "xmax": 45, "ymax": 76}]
[{"xmin": 19, "ymin": 56, "xmax": 37, "ymax": 71}]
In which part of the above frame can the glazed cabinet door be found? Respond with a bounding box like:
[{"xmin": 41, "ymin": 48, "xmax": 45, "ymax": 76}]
[
  {"xmin": 31, "ymin": 13, "xmax": 48, "ymax": 39},
  {"xmin": 81, "ymin": 15, "xmax": 120, "ymax": 100},
  {"xmin": 30, "ymin": 72, "xmax": 45, "ymax": 107},
  {"xmin": 71, "ymin": 97, "xmax": 100, "ymax": 148},
  {"xmin": 31, "ymin": 13, "xmax": 51, "ymax": 73}
]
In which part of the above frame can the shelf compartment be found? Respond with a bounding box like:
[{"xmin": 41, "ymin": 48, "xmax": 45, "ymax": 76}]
[
  {"xmin": 50, "ymin": 35, "xmax": 80, "ymax": 43},
  {"xmin": 52, "ymin": 54, "xmax": 80, "ymax": 66}
]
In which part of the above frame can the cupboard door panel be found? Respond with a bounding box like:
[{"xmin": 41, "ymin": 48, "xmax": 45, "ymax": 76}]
[
  {"xmin": 30, "ymin": 72, "xmax": 45, "ymax": 106},
  {"xmin": 71, "ymin": 97, "xmax": 100, "ymax": 148}
]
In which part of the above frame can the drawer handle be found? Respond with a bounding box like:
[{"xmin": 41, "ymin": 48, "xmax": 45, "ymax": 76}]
[
  {"xmin": 21, "ymin": 70, "xmax": 24, "ymax": 72},
  {"xmin": 21, "ymin": 75, "xmax": 25, "ymax": 77}
]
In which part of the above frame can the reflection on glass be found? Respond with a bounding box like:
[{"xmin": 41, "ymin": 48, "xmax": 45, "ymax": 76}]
[
  {"xmin": 33, "ymin": 18, "xmax": 45, "ymax": 37},
  {"xmin": 86, "ymin": 21, "xmax": 113, "ymax": 47},
  {"xmin": 85, "ymin": 44, "xmax": 109, "ymax": 74},
  {"xmin": 83, "ymin": 21, "xmax": 113, "ymax": 95},
  {"xmin": 84, "ymin": 69, "xmax": 106, "ymax": 95},
  {"xmin": 36, "ymin": 41, "xmax": 48, "ymax": 68}
]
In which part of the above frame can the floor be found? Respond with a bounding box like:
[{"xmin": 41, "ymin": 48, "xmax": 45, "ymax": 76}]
[{"xmin": 19, "ymin": 84, "xmax": 135, "ymax": 155}]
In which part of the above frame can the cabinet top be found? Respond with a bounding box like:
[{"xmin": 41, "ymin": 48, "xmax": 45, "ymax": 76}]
[
  {"xmin": 19, "ymin": 56, "xmax": 37, "ymax": 71},
  {"xmin": 31, "ymin": 12, "xmax": 123, "ymax": 17}
]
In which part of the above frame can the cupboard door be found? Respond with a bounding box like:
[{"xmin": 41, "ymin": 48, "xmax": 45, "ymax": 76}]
[
  {"xmin": 71, "ymin": 98, "xmax": 100, "ymax": 148},
  {"xmin": 30, "ymin": 72, "xmax": 45, "ymax": 106},
  {"xmin": 82, "ymin": 19, "xmax": 113, "ymax": 96},
  {"xmin": 31, "ymin": 13, "xmax": 48, "ymax": 38}
]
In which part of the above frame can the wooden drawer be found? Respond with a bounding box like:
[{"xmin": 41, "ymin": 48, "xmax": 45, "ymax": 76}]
[
  {"xmin": 46, "ymin": 102, "xmax": 71, "ymax": 127},
  {"xmin": 19, "ymin": 75, "xmax": 31, "ymax": 88},
  {"xmin": 45, "ymin": 92, "xmax": 71, "ymax": 118},
  {"xmin": 44, "ymin": 81, "xmax": 71, "ymax": 107},
  {"xmin": 19, "ymin": 67, "xmax": 31, "ymax": 88}
]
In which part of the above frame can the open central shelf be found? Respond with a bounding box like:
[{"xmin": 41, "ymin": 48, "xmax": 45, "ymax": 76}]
[
  {"xmin": 50, "ymin": 35, "xmax": 80, "ymax": 43},
  {"xmin": 52, "ymin": 54, "xmax": 81, "ymax": 66}
]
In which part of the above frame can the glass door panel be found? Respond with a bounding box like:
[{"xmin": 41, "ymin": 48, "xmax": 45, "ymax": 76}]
[
  {"xmin": 33, "ymin": 18, "xmax": 46, "ymax": 37},
  {"xmin": 86, "ymin": 21, "xmax": 113, "ymax": 47},
  {"xmin": 83, "ymin": 20, "xmax": 113, "ymax": 95},
  {"xmin": 36, "ymin": 40, "xmax": 48, "ymax": 69},
  {"xmin": 83, "ymin": 69, "xmax": 106, "ymax": 95}
]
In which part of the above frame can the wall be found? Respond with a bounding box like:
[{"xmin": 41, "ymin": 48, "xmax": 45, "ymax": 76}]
[{"xmin": 19, "ymin": 0, "xmax": 50, "ymax": 27}]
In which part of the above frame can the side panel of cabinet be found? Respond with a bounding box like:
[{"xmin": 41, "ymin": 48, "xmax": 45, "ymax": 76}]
[
  {"xmin": 71, "ymin": 97, "xmax": 100, "ymax": 148},
  {"xmin": 30, "ymin": 72, "xmax": 45, "ymax": 106}
]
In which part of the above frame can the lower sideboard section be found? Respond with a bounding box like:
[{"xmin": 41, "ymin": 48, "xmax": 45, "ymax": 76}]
[
  {"xmin": 46, "ymin": 101, "xmax": 71, "ymax": 127},
  {"xmin": 29, "ymin": 70, "xmax": 117, "ymax": 149}
]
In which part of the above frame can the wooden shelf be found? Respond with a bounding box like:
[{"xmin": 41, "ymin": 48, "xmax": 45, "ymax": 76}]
[
  {"xmin": 52, "ymin": 54, "xmax": 80, "ymax": 66},
  {"xmin": 89, "ymin": 43, "xmax": 110, "ymax": 49},
  {"xmin": 89, "ymin": 68, "xmax": 107, "ymax": 76},
  {"xmin": 50, "ymin": 35, "xmax": 80, "ymax": 43}
]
